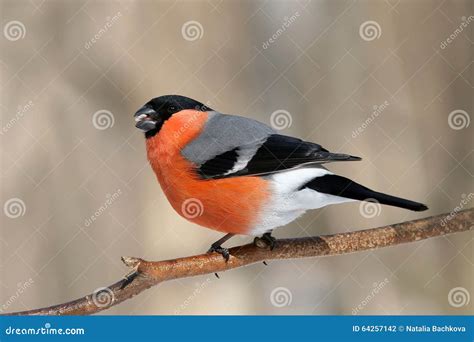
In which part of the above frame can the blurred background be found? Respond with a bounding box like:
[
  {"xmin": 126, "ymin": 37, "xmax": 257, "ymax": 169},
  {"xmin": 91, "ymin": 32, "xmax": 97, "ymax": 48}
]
[{"xmin": 0, "ymin": 0, "xmax": 472, "ymax": 315}]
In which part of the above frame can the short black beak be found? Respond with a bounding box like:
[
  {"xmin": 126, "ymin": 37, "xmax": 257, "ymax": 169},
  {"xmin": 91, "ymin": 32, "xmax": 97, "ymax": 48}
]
[{"xmin": 134, "ymin": 106, "xmax": 157, "ymax": 132}]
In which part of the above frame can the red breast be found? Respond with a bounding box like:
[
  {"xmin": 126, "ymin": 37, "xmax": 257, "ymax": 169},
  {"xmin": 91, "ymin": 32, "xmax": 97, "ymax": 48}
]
[{"xmin": 145, "ymin": 110, "xmax": 270, "ymax": 235}]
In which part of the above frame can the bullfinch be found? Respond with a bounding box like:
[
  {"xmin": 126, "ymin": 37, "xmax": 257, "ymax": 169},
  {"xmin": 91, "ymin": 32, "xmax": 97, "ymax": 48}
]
[{"xmin": 134, "ymin": 95, "xmax": 428, "ymax": 260}]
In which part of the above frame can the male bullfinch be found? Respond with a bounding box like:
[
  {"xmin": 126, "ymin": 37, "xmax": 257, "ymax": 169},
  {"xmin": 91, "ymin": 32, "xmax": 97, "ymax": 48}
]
[{"xmin": 134, "ymin": 95, "xmax": 428, "ymax": 260}]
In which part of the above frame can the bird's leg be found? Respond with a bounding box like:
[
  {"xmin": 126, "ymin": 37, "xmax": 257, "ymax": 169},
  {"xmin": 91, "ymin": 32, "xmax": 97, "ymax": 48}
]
[
  {"xmin": 207, "ymin": 233, "xmax": 234, "ymax": 262},
  {"xmin": 254, "ymin": 231, "xmax": 277, "ymax": 250}
]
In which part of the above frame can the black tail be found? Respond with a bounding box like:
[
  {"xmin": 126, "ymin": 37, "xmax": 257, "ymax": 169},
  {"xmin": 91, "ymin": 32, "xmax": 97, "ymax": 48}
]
[
  {"xmin": 324, "ymin": 152, "xmax": 362, "ymax": 162},
  {"xmin": 302, "ymin": 174, "xmax": 428, "ymax": 211}
]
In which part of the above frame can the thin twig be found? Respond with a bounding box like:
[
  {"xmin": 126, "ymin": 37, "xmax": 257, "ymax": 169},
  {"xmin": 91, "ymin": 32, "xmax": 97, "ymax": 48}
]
[{"xmin": 4, "ymin": 208, "xmax": 473, "ymax": 315}]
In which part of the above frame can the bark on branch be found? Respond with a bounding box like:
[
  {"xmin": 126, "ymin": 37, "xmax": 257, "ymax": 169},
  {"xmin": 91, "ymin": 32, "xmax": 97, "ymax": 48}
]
[{"xmin": 4, "ymin": 208, "xmax": 473, "ymax": 315}]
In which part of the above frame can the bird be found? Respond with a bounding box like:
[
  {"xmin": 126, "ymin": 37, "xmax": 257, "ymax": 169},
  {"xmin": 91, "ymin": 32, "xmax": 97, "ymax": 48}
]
[{"xmin": 134, "ymin": 95, "xmax": 428, "ymax": 260}]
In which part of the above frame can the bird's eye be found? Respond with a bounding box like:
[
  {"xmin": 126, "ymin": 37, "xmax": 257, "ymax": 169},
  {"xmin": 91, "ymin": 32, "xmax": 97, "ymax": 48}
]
[{"xmin": 168, "ymin": 106, "xmax": 177, "ymax": 112}]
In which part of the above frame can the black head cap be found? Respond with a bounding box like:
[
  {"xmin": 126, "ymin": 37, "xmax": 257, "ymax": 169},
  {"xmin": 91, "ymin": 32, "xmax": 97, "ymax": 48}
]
[{"xmin": 134, "ymin": 95, "xmax": 212, "ymax": 138}]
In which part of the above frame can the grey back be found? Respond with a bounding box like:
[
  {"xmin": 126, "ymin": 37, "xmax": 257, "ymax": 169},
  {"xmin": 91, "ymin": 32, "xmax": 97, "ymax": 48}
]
[{"xmin": 181, "ymin": 111, "xmax": 275, "ymax": 166}]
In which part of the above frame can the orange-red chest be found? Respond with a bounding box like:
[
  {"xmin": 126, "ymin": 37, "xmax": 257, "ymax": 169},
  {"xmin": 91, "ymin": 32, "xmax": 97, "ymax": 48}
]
[{"xmin": 145, "ymin": 110, "xmax": 269, "ymax": 235}]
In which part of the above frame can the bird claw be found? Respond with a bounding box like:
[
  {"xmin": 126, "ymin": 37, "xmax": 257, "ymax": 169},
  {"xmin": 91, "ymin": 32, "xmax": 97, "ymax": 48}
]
[
  {"xmin": 121, "ymin": 271, "xmax": 138, "ymax": 289},
  {"xmin": 254, "ymin": 232, "xmax": 277, "ymax": 250},
  {"xmin": 207, "ymin": 245, "xmax": 230, "ymax": 262}
]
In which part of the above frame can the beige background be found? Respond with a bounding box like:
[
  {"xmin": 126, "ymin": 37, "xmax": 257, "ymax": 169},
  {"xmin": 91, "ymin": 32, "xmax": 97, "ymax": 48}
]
[{"xmin": 0, "ymin": 0, "xmax": 472, "ymax": 315}]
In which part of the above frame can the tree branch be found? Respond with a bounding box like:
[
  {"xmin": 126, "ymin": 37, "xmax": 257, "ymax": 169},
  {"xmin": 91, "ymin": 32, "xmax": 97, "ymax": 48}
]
[{"xmin": 4, "ymin": 208, "xmax": 473, "ymax": 315}]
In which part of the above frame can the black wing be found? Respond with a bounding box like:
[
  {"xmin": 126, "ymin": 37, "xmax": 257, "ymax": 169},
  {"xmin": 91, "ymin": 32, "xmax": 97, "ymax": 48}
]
[{"xmin": 197, "ymin": 134, "xmax": 361, "ymax": 179}]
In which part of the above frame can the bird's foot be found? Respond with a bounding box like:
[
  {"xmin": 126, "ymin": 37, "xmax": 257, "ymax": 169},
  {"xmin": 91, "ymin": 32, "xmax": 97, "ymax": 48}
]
[
  {"xmin": 254, "ymin": 232, "xmax": 277, "ymax": 250},
  {"xmin": 207, "ymin": 244, "xmax": 230, "ymax": 262},
  {"xmin": 120, "ymin": 271, "xmax": 138, "ymax": 289}
]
